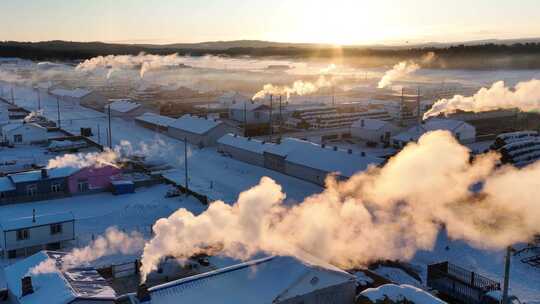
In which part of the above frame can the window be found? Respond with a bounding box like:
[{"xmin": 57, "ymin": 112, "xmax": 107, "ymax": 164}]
[
  {"xmin": 78, "ymin": 180, "xmax": 89, "ymax": 192},
  {"xmin": 51, "ymin": 183, "xmax": 61, "ymax": 193},
  {"xmin": 26, "ymin": 184, "xmax": 37, "ymax": 196},
  {"xmin": 16, "ymin": 229, "xmax": 29, "ymax": 241},
  {"xmin": 13, "ymin": 134, "xmax": 22, "ymax": 143},
  {"xmin": 50, "ymin": 223, "xmax": 62, "ymax": 235}
]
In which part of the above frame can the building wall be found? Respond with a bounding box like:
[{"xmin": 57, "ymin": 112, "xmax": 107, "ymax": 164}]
[
  {"xmin": 230, "ymin": 108, "xmax": 269, "ymax": 124},
  {"xmin": 263, "ymin": 152, "xmax": 287, "ymax": 173},
  {"xmin": 81, "ymin": 92, "xmax": 107, "ymax": 107},
  {"xmin": 12, "ymin": 177, "xmax": 69, "ymax": 199},
  {"xmin": 278, "ymin": 281, "xmax": 356, "ymax": 304},
  {"xmin": 218, "ymin": 144, "xmax": 265, "ymax": 167},
  {"xmin": 2, "ymin": 220, "xmax": 75, "ymax": 252},
  {"xmin": 351, "ymin": 124, "xmax": 400, "ymax": 143},
  {"xmin": 4, "ymin": 125, "xmax": 47, "ymax": 145},
  {"xmin": 285, "ymin": 161, "xmax": 330, "ymax": 186},
  {"xmin": 455, "ymin": 124, "xmax": 476, "ymax": 143},
  {"xmin": 67, "ymin": 166, "xmax": 121, "ymax": 194},
  {"xmin": 168, "ymin": 124, "xmax": 235, "ymax": 147}
]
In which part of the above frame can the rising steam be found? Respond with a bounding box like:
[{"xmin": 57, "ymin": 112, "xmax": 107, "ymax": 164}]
[
  {"xmin": 29, "ymin": 227, "xmax": 145, "ymax": 275},
  {"xmin": 378, "ymin": 52, "xmax": 436, "ymax": 89},
  {"xmin": 423, "ymin": 79, "xmax": 540, "ymax": 119},
  {"xmin": 139, "ymin": 130, "xmax": 540, "ymax": 282},
  {"xmin": 253, "ymin": 76, "xmax": 333, "ymax": 100},
  {"xmin": 46, "ymin": 148, "xmax": 119, "ymax": 169}
]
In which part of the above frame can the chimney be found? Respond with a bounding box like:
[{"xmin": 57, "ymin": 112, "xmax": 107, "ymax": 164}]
[
  {"xmin": 41, "ymin": 168, "xmax": 48, "ymax": 179},
  {"xmin": 32, "ymin": 209, "xmax": 36, "ymax": 223},
  {"xmin": 21, "ymin": 276, "xmax": 34, "ymax": 296},
  {"xmin": 348, "ymin": 149, "xmax": 352, "ymax": 154},
  {"xmin": 137, "ymin": 284, "xmax": 151, "ymax": 302},
  {"xmin": 361, "ymin": 152, "xmax": 366, "ymax": 157},
  {"xmin": 333, "ymin": 146, "xmax": 338, "ymax": 151},
  {"xmin": 321, "ymin": 143, "xmax": 326, "ymax": 148}
]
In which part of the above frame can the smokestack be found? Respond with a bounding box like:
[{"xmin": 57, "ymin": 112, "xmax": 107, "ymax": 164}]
[
  {"xmin": 21, "ymin": 276, "xmax": 34, "ymax": 296},
  {"xmin": 137, "ymin": 284, "xmax": 151, "ymax": 302},
  {"xmin": 41, "ymin": 168, "xmax": 48, "ymax": 179}
]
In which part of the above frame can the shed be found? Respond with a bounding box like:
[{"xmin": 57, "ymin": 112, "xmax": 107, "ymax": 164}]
[
  {"xmin": 167, "ymin": 114, "xmax": 237, "ymax": 147},
  {"xmin": 351, "ymin": 118, "xmax": 401, "ymax": 144},
  {"xmin": 111, "ymin": 180, "xmax": 135, "ymax": 195},
  {"xmin": 4, "ymin": 251, "xmax": 116, "ymax": 304},
  {"xmin": 143, "ymin": 256, "xmax": 356, "ymax": 304},
  {"xmin": 2, "ymin": 123, "xmax": 48, "ymax": 145},
  {"xmin": 0, "ymin": 212, "xmax": 75, "ymax": 259}
]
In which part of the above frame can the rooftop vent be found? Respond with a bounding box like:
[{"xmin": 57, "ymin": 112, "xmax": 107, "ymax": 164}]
[
  {"xmin": 41, "ymin": 168, "xmax": 48, "ymax": 179},
  {"xmin": 361, "ymin": 152, "xmax": 366, "ymax": 157},
  {"xmin": 21, "ymin": 276, "xmax": 34, "ymax": 297},
  {"xmin": 137, "ymin": 284, "xmax": 151, "ymax": 302},
  {"xmin": 333, "ymin": 146, "xmax": 338, "ymax": 151},
  {"xmin": 348, "ymin": 149, "xmax": 352, "ymax": 154},
  {"xmin": 321, "ymin": 143, "xmax": 326, "ymax": 148}
]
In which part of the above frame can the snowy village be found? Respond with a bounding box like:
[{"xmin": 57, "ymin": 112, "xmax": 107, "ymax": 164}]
[{"xmin": 0, "ymin": 2, "xmax": 540, "ymax": 304}]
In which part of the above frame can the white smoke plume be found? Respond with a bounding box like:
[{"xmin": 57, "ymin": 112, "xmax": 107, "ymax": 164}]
[
  {"xmin": 253, "ymin": 76, "xmax": 333, "ymax": 100},
  {"xmin": 29, "ymin": 227, "xmax": 145, "ymax": 275},
  {"xmin": 140, "ymin": 131, "xmax": 540, "ymax": 281},
  {"xmin": 423, "ymin": 79, "xmax": 540, "ymax": 119},
  {"xmin": 23, "ymin": 109, "xmax": 44, "ymax": 123},
  {"xmin": 377, "ymin": 52, "xmax": 436, "ymax": 89},
  {"xmin": 46, "ymin": 148, "xmax": 120, "ymax": 169}
]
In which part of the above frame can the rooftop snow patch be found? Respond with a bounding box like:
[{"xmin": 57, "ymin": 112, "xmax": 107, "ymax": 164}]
[
  {"xmin": 360, "ymin": 284, "xmax": 447, "ymax": 304},
  {"xmin": 4, "ymin": 251, "xmax": 116, "ymax": 304},
  {"xmin": 50, "ymin": 88, "xmax": 92, "ymax": 99},
  {"xmin": 135, "ymin": 112, "xmax": 176, "ymax": 128},
  {"xmin": 148, "ymin": 256, "xmax": 354, "ymax": 304},
  {"xmin": 0, "ymin": 211, "xmax": 74, "ymax": 231},
  {"xmin": 107, "ymin": 99, "xmax": 141, "ymax": 113},
  {"xmin": 218, "ymin": 133, "xmax": 276, "ymax": 155},
  {"xmin": 9, "ymin": 167, "xmax": 80, "ymax": 183},
  {"xmin": 169, "ymin": 114, "xmax": 221, "ymax": 135}
]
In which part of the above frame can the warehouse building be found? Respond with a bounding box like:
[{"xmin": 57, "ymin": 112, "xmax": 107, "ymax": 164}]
[
  {"xmin": 168, "ymin": 114, "xmax": 237, "ymax": 147},
  {"xmin": 135, "ymin": 112, "xmax": 176, "ymax": 132},
  {"xmin": 218, "ymin": 134, "xmax": 275, "ymax": 167},
  {"xmin": 351, "ymin": 118, "xmax": 401, "ymax": 145},
  {"xmin": 392, "ymin": 119, "xmax": 476, "ymax": 148}
]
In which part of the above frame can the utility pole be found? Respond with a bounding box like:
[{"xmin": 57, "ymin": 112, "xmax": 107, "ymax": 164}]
[
  {"xmin": 269, "ymin": 94, "xmax": 273, "ymax": 142},
  {"xmin": 279, "ymin": 95, "xmax": 282, "ymax": 141},
  {"xmin": 10, "ymin": 87, "xmax": 14, "ymax": 105},
  {"xmin": 108, "ymin": 105, "xmax": 112, "ymax": 148},
  {"xmin": 56, "ymin": 97, "xmax": 61, "ymax": 128},
  {"xmin": 243, "ymin": 101, "xmax": 247, "ymax": 137},
  {"xmin": 37, "ymin": 90, "xmax": 41, "ymax": 110},
  {"xmin": 184, "ymin": 137, "xmax": 189, "ymax": 193},
  {"xmin": 502, "ymin": 246, "xmax": 512, "ymax": 304},
  {"xmin": 97, "ymin": 124, "xmax": 101, "ymax": 145}
]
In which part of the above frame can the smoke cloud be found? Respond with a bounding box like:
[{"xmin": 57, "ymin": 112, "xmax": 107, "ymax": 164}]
[
  {"xmin": 46, "ymin": 148, "xmax": 119, "ymax": 169},
  {"xmin": 29, "ymin": 227, "xmax": 145, "ymax": 275},
  {"xmin": 253, "ymin": 76, "xmax": 333, "ymax": 100},
  {"xmin": 423, "ymin": 79, "xmax": 540, "ymax": 119},
  {"xmin": 377, "ymin": 52, "xmax": 436, "ymax": 89},
  {"xmin": 139, "ymin": 131, "xmax": 540, "ymax": 281}
]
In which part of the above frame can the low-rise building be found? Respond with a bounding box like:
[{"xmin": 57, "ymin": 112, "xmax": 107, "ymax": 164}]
[
  {"xmin": 351, "ymin": 118, "xmax": 401, "ymax": 144},
  {"xmin": 4, "ymin": 251, "xmax": 116, "ymax": 303},
  {"xmin": 2, "ymin": 123, "xmax": 48, "ymax": 145},
  {"xmin": 67, "ymin": 164, "xmax": 121, "ymax": 194},
  {"xmin": 8, "ymin": 168, "xmax": 78, "ymax": 202},
  {"xmin": 218, "ymin": 134, "xmax": 275, "ymax": 167},
  {"xmin": 135, "ymin": 112, "xmax": 176, "ymax": 132},
  {"xmin": 229, "ymin": 102, "xmax": 271, "ymax": 125},
  {"xmin": 139, "ymin": 256, "xmax": 356, "ymax": 304},
  {"xmin": 0, "ymin": 212, "xmax": 74, "ymax": 259},
  {"xmin": 49, "ymin": 88, "xmax": 105, "ymax": 107},
  {"xmin": 392, "ymin": 119, "xmax": 476, "ymax": 148},
  {"xmin": 168, "ymin": 114, "xmax": 237, "ymax": 147},
  {"xmin": 106, "ymin": 99, "xmax": 151, "ymax": 119}
]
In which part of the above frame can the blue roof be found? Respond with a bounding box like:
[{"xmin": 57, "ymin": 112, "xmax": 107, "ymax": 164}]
[
  {"xmin": 9, "ymin": 167, "xmax": 80, "ymax": 183},
  {"xmin": 0, "ymin": 176, "xmax": 15, "ymax": 192}
]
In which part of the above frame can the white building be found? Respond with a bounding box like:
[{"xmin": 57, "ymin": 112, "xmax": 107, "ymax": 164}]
[
  {"xmin": 218, "ymin": 134, "xmax": 275, "ymax": 167},
  {"xmin": 139, "ymin": 256, "xmax": 356, "ymax": 304},
  {"xmin": 351, "ymin": 118, "xmax": 401, "ymax": 144},
  {"xmin": 167, "ymin": 115, "xmax": 237, "ymax": 147},
  {"xmin": 4, "ymin": 251, "xmax": 116, "ymax": 304},
  {"xmin": 229, "ymin": 102, "xmax": 271, "ymax": 125},
  {"xmin": 0, "ymin": 212, "xmax": 74, "ymax": 259},
  {"xmin": 49, "ymin": 88, "xmax": 105, "ymax": 107},
  {"xmin": 106, "ymin": 99, "xmax": 150, "ymax": 119},
  {"xmin": 1, "ymin": 123, "xmax": 48, "ymax": 145},
  {"xmin": 392, "ymin": 119, "xmax": 476, "ymax": 148}
]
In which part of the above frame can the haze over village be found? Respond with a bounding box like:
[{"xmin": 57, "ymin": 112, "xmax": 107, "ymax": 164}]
[{"xmin": 0, "ymin": 1, "xmax": 539, "ymax": 304}]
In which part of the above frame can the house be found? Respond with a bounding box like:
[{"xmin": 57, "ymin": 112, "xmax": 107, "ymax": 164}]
[
  {"xmin": 229, "ymin": 101, "xmax": 271, "ymax": 125},
  {"xmin": 4, "ymin": 251, "xmax": 116, "ymax": 304},
  {"xmin": 135, "ymin": 112, "xmax": 176, "ymax": 132},
  {"xmin": 2, "ymin": 123, "xmax": 48, "ymax": 145},
  {"xmin": 392, "ymin": 119, "xmax": 476, "ymax": 148},
  {"xmin": 167, "ymin": 114, "xmax": 237, "ymax": 147},
  {"xmin": 218, "ymin": 133, "xmax": 276, "ymax": 167},
  {"xmin": 67, "ymin": 164, "xmax": 121, "ymax": 194},
  {"xmin": 264, "ymin": 138, "xmax": 384, "ymax": 185},
  {"xmin": 49, "ymin": 88, "xmax": 106, "ymax": 108},
  {"xmin": 106, "ymin": 99, "xmax": 151, "ymax": 119},
  {"xmin": 0, "ymin": 212, "xmax": 74, "ymax": 259},
  {"xmin": 351, "ymin": 118, "xmax": 401, "ymax": 144},
  {"xmin": 137, "ymin": 256, "xmax": 356, "ymax": 304},
  {"xmin": 8, "ymin": 167, "xmax": 78, "ymax": 202}
]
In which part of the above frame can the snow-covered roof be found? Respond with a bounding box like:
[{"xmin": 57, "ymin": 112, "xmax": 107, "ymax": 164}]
[
  {"xmin": 393, "ymin": 119, "xmax": 473, "ymax": 143},
  {"xmin": 9, "ymin": 167, "xmax": 80, "ymax": 183},
  {"xmin": 50, "ymin": 88, "xmax": 92, "ymax": 99},
  {"xmin": 135, "ymin": 112, "xmax": 176, "ymax": 128},
  {"xmin": 0, "ymin": 176, "xmax": 15, "ymax": 192},
  {"xmin": 360, "ymin": 284, "xmax": 446, "ymax": 304},
  {"xmin": 351, "ymin": 118, "xmax": 395, "ymax": 131},
  {"xmin": 267, "ymin": 138, "xmax": 383, "ymax": 177},
  {"xmin": 218, "ymin": 134, "xmax": 275, "ymax": 155},
  {"xmin": 229, "ymin": 101, "xmax": 269, "ymax": 111},
  {"xmin": 218, "ymin": 91, "xmax": 250, "ymax": 104},
  {"xmin": 107, "ymin": 99, "xmax": 141, "ymax": 113},
  {"xmin": 148, "ymin": 256, "xmax": 354, "ymax": 304},
  {"xmin": 0, "ymin": 212, "xmax": 74, "ymax": 231},
  {"xmin": 169, "ymin": 114, "xmax": 222, "ymax": 135},
  {"xmin": 4, "ymin": 251, "xmax": 116, "ymax": 304},
  {"xmin": 2, "ymin": 122, "xmax": 46, "ymax": 133}
]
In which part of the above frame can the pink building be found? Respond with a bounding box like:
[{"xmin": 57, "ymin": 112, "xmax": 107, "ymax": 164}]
[{"xmin": 67, "ymin": 164, "xmax": 121, "ymax": 194}]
